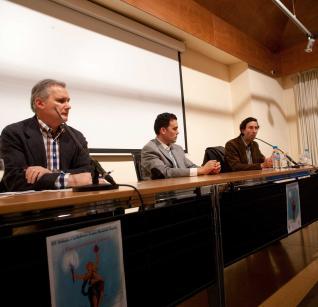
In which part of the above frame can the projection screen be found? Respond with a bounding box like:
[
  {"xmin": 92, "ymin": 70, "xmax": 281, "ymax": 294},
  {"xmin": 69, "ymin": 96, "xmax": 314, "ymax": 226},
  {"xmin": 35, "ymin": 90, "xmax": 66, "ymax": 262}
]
[{"xmin": 0, "ymin": 0, "xmax": 187, "ymax": 152}]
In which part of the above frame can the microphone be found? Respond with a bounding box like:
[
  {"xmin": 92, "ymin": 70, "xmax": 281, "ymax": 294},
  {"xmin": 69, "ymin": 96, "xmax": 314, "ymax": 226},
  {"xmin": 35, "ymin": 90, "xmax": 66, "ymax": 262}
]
[
  {"xmin": 54, "ymin": 107, "xmax": 118, "ymax": 191},
  {"xmin": 255, "ymin": 137, "xmax": 300, "ymax": 168},
  {"xmin": 90, "ymin": 159, "xmax": 118, "ymax": 187}
]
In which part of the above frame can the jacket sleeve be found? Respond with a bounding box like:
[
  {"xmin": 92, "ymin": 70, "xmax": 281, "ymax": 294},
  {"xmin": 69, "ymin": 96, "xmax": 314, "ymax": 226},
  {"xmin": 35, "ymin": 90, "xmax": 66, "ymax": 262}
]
[
  {"xmin": 225, "ymin": 140, "xmax": 262, "ymax": 171},
  {"xmin": 141, "ymin": 144, "xmax": 191, "ymax": 179}
]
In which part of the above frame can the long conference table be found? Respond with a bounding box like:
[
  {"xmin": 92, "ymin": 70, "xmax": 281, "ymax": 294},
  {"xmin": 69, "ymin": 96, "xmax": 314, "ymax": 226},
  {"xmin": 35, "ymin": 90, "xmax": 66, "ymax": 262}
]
[{"xmin": 0, "ymin": 166, "xmax": 317, "ymax": 307}]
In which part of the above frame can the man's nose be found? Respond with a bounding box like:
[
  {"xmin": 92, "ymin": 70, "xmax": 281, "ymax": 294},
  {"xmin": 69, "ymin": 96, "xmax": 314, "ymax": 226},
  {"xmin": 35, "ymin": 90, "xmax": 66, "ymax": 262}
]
[{"xmin": 65, "ymin": 101, "xmax": 71, "ymax": 109}]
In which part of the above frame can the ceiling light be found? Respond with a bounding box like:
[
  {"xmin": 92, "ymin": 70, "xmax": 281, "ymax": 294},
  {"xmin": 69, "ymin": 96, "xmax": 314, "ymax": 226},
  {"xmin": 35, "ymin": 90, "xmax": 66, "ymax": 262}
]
[
  {"xmin": 305, "ymin": 36, "xmax": 315, "ymax": 53},
  {"xmin": 272, "ymin": 0, "xmax": 315, "ymax": 53}
]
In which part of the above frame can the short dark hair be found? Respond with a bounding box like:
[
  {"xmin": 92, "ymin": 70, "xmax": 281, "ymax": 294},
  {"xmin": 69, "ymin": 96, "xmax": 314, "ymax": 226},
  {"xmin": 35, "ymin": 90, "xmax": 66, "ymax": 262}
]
[
  {"xmin": 240, "ymin": 117, "xmax": 259, "ymax": 134},
  {"xmin": 154, "ymin": 113, "xmax": 177, "ymax": 135},
  {"xmin": 30, "ymin": 79, "xmax": 66, "ymax": 112}
]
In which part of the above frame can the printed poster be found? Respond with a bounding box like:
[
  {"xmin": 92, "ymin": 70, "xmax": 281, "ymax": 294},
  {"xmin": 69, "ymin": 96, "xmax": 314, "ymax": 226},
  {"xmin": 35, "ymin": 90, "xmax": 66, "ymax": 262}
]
[
  {"xmin": 46, "ymin": 220, "xmax": 127, "ymax": 307},
  {"xmin": 286, "ymin": 182, "xmax": 301, "ymax": 234}
]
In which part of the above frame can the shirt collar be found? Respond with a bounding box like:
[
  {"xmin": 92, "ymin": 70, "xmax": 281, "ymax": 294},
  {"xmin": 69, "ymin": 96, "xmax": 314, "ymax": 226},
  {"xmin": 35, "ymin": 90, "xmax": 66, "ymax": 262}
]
[
  {"xmin": 156, "ymin": 137, "xmax": 171, "ymax": 151},
  {"xmin": 241, "ymin": 135, "xmax": 251, "ymax": 149},
  {"xmin": 37, "ymin": 117, "xmax": 64, "ymax": 139}
]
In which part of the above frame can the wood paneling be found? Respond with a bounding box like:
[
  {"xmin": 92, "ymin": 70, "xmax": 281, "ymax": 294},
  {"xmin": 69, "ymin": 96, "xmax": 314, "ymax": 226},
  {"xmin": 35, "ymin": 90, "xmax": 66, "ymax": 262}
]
[
  {"xmin": 122, "ymin": 0, "xmax": 214, "ymax": 44},
  {"xmin": 213, "ymin": 16, "xmax": 279, "ymax": 75}
]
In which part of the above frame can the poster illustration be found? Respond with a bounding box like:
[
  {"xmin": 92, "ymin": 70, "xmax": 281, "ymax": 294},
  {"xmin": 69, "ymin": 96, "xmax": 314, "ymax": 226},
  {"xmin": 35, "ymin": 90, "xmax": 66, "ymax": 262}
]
[
  {"xmin": 46, "ymin": 220, "xmax": 126, "ymax": 307},
  {"xmin": 286, "ymin": 182, "xmax": 301, "ymax": 234}
]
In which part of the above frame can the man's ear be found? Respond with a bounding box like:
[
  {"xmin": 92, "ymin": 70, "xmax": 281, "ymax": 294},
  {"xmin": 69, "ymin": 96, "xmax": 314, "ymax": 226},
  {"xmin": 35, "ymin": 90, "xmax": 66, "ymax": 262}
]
[
  {"xmin": 34, "ymin": 98, "xmax": 45, "ymax": 110},
  {"xmin": 160, "ymin": 127, "xmax": 166, "ymax": 135}
]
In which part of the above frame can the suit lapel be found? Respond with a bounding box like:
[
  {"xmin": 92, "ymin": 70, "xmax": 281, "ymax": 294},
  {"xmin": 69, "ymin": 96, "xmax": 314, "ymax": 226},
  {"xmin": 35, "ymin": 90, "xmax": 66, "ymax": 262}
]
[
  {"xmin": 153, "ymin": 139, "xmax": 175, "ymax": 167},
  {"xmin": 59, "ymin": 130, "xmax": 76, "ymax": 170},
  {"xmin": 24, "ymin": 117, "xmax": 47, "ymax": 167},
  {"xmin": 237, "ymin": 136, "xmax": 248, "ymax": 164},
  {"xmin": 250, "ymin": 142, "xmax": 257, "ymax": 162},
  {"xmin": 171, "ymin": 146, "xmax": 182, "ymax": 168}
]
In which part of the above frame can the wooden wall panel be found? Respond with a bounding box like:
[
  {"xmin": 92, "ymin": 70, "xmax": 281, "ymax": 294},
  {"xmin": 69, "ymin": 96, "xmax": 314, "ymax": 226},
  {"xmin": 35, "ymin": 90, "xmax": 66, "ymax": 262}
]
[
  {"xmin": 213, "ymin": 16, "xmax": 279, "ymax": 76},
  {"xmin": 122, "ymin": 0, "xmax": 214, "ymax": 43}
]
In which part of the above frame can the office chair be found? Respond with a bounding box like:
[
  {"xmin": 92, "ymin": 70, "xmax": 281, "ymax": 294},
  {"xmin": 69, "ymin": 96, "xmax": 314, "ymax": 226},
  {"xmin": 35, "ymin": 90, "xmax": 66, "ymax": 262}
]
[
  {"xmin": 202, "ymin": 146, "xmax": 229, "ymax": 172},
  {"xmin": 0, "ymin": 136, "xmax": 5, "ymax": 192},
  {"xmin": 131, "ymin": 150, "xmax": 143, "ymax": 181}
]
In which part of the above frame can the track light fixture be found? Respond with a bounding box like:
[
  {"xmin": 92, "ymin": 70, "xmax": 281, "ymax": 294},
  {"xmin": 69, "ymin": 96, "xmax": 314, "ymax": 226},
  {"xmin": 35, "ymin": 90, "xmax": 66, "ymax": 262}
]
[
  {"xmin": 305, "ymin": 35, "xmax": 315, "ymax": 53},
  {"xmin": 272, "ymin": 0, "xmax": 316, "ymax": 53}
]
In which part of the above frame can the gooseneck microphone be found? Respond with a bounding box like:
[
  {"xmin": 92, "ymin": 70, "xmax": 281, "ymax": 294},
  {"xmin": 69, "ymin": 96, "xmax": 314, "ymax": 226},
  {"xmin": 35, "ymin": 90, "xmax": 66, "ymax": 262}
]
[
  {"xmin": 54, "ymin": 108, "xmax": 145, "ymax": 209},
  {"xmin": 54, "ymin": 107, "xmax": 118, "ymax": 191},
  {"xmin": 255, "ymin": 137, "xmax": 300, "ymax": 167}
]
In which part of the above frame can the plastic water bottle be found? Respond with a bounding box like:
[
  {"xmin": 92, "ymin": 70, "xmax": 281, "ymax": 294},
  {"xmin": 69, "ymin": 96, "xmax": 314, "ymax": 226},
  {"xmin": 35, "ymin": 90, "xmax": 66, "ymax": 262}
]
[
  {"xmin": 272, "ymin": 146, "xmax": 281, "ymax": 169},
  {"xmin": 281, "ymin": 153, "xmax": 289, "ymax": 168},
  {"xmin": 303, "ymin": 148, "xmax": 312, "ymax": 165}
]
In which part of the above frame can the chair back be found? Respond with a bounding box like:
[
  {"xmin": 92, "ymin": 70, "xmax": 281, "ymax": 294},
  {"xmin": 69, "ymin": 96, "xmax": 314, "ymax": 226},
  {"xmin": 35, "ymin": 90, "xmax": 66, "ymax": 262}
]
[
  {"xmin": 131, "ymin": 150, "xmax": 143, "ymax": 181},
  {"xmin": 202, "ymin": 146, "xmax": 229, "ymax": 172},
  {"xmin": 0, "ymin": 135, "xmax": 5, "ymax": 192}
]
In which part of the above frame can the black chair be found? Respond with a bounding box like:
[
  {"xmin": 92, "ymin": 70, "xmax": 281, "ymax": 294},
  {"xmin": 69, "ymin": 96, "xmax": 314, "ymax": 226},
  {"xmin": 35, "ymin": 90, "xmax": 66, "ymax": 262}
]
[
  {"xmin": 202, "ymin": 146, "xmax": 229, "ymax": 173},
  {"xmin": 0, "ymin": 136, "xmax": 5, "ymax": 192},
  {"xmin": 131, "ymin": 150, "xmax": 143, "ymax": 181}
]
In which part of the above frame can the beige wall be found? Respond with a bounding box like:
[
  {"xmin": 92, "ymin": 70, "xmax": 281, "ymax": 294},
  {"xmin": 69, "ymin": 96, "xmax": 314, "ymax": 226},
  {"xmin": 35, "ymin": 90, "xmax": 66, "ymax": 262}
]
[
  {"xmin": 249, "ymin": 69, "xmax": 290, "ymax": 157},
  {"xmin": 181, "ymin": 49, "xmax": 234, "ymax": 164},
  {"xmin": 248, "ymin": 69, "xmax": 299, "ymax": 159},
  {"xmin": 229, "ymin": 62, "xmax": 252, "ymax": 139},
  {"xmin": 98, "ymin": 48, "xmax": 299, "ymax": 183}
]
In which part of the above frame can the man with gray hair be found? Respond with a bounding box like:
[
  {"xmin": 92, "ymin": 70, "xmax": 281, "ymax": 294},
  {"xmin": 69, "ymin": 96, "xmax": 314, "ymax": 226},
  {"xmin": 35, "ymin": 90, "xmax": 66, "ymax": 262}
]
[{"xmin": 0, "ymin": 79, "xmax": 92, "ymax": 191}]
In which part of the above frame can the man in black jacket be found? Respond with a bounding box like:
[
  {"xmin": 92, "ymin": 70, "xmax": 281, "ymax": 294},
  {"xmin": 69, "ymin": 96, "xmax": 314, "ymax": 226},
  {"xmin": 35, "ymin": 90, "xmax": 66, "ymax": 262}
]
[{"xmin": 0, "ymin": 79, "xmax": 92, "ymax": 191}]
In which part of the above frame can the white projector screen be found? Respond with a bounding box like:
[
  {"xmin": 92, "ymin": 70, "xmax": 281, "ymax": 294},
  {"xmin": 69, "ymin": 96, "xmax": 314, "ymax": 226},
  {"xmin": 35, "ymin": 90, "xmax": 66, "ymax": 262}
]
[{"xmin": 0, "ymin": 0, "xmax": 187, "ymax": 152}]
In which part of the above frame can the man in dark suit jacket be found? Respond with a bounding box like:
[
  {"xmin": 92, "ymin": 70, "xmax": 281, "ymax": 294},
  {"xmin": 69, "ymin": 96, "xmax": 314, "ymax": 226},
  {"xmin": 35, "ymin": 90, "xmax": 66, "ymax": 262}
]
[
  {"xmin": 224, "ymin": 117, "xmax": 272, "ymax": 171},
  {"xmin": 141, "ymin": 113, "xmax": 221, "ymax": 179},
  {"xmin": 0, "ymin": 79, "xmax": 92, "ymax": 191}
]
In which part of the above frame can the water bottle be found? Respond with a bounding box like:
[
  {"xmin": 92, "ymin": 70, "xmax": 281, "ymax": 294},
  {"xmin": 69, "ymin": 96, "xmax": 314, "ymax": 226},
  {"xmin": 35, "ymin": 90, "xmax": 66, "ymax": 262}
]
[
  {"xmin": 303, "ymin": 148, "xmax": 312, "ymax": 165},
  {"xmin": 272, "ymin": 146, "xmax": 281, "ymax": 169},
  {"xmin": 281, "ymin": 153, "xmax": 289, "ymax": 168}
]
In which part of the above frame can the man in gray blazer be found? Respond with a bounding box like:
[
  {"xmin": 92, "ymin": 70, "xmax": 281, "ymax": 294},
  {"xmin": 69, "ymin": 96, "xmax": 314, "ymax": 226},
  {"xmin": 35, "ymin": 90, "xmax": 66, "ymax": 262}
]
[{"xmin": 141, "ymin": 113, "xmax": 221, "ymax": 180}]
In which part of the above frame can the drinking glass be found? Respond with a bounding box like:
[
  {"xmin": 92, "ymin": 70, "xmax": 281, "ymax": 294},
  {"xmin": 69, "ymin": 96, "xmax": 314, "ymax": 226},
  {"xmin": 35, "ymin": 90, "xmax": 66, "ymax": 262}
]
[{"xmin": 0, "ymin": 159, "xmax": 4, "ymax": 182}]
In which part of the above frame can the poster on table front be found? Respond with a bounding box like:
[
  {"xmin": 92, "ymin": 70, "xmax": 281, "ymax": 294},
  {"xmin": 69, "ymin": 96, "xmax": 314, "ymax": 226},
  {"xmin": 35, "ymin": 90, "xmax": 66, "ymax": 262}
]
[
  {"xmin": 46, "ymin": 220, "xmax": 127, "ymax": 307},
  {"xmin": 286, "ymin": 182, "xmax": 301, "ymax": 234}
]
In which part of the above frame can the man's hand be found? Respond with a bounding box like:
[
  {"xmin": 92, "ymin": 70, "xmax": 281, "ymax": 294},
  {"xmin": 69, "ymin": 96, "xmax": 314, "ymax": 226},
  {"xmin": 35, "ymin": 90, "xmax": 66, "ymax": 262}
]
[
  {"xmin": 198, "ymin": 160, "xmax": 221, "ymax": 175},
  {"xmin": 25, "ymin": 166, "xmax": 52, "ymax": 184},
  {"xmin": 68, "ymin": 172, "xmax": 92, "ymax": 187},
  {"xmin": 261, "ymin": 157, "xmax": 273, "ymax": 169}
]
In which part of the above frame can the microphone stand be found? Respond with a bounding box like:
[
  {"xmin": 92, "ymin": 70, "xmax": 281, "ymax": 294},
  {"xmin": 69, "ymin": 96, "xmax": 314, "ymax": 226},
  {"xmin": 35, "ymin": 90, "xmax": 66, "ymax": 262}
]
[
  {"xmin": 255, "ymin": 137, "xmax": 300, "ymax": 168},
  {"xmin": 53, "ymin": 108, "xmax": 146, "ymax": 211}
]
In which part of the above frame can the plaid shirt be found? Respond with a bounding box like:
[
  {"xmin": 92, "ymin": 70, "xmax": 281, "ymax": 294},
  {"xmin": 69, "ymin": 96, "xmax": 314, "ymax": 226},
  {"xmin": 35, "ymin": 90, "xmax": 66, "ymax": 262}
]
[{"xmin": 38, "ymin": 118, "xmax": 69, "ymax": 188}]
